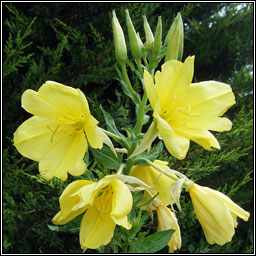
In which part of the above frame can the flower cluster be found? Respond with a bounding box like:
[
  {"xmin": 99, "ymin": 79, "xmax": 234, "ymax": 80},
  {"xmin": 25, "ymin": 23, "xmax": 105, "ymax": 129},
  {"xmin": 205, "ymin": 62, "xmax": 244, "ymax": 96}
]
[{"xmin": 13, "ymin": 9, "xmax": 249, "ymax": 253}]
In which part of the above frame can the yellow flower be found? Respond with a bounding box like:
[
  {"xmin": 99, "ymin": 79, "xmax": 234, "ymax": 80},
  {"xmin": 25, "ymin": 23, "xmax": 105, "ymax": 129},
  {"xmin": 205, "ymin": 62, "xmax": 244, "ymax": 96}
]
[
  {"xmin": 188, "ymin": 183, "xmax": 250, "ymax": 245},
  {"xmin": 13, "ymin": 81, "xmax": 103, "ymax": 181},
  {"xmin": 130, "ymin": 160, "xmax": 176, "ymax": 208},
  {"xmin": 52, "ymin": 175, "xmax": 133, "ymax": 250},
  {"xmin": 144, "ymin": 56, "xmax": 236, "ymax": 159},
  {"xmin": 155, "ymin": 201, "xmax": 181, "ymax": 253}
]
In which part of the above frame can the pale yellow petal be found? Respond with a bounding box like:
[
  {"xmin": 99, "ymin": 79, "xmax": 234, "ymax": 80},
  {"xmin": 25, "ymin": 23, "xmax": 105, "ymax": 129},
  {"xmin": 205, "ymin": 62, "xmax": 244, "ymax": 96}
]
[
  {"xmin": 53, "ymin": 180, "xmax": 94, "ymax": 225},
  {"xmin": 111, "ymin": 179, "xmax": 132, "ymax": 229},
  {"xmin": 201, "ymin": 187, "xmax": 250, "ymax": 222},
  {"xmin": 144, "ymin": 69, "xmax": 159, "ymax": 110},
  {"xmin": 21, "ymin": 89, "xmax": 63, "ymax": 118},
  {"xmin": 130, "ymin": 162, "xmax": 175, "ymax": 207},
  {"xmin": 154, "ymin": 112, "xmax": 190, "ymax": 159},
  {"xmin": 170, "ymin": 56, "xmax": 194, "ymax": 101},
  {"xmin": 60, "ymin": 180, "xmax": 94, "ymax": 217},
  {"xmin": 155, "ymin": 57, "xmax": 193, "ymax": 111},
  {"xmin": 184, "ymin": 81, "xmax": 235, "ymax": 131},
  {"xmin": 13, "ymin": 116, "xmax": 61, "ymax": 161},
  {"xmin": 39, "ymin": 131, "xmax": 88, "ymax": 181},
  {"xmin": 22, "ymin": 81, "xmax": 88, "ymax": 120},
  {"xmin": 79, "ymin": 205, "xmax": 116, "ymax": 250},
  {"xmin": 189, "ymin": 184, "xmax": 235, "ymax": 245},
  {"xmin": 188, "ymin": 81, "xmax": 236, "ymax": 116},
  {"xmin": 173, "ymin": 124, "xmax": 220, "ymax": 150},
  {"xmin": 156, "ymin": 205, "xmax": 181, "ymax": 253},
  {"xmin": 84, "ymin": 115, "xmax": 103, "ymax": 149},
  {"xmin": 71, "ymin": 183, "xmax": 97, "ymax": 212}
]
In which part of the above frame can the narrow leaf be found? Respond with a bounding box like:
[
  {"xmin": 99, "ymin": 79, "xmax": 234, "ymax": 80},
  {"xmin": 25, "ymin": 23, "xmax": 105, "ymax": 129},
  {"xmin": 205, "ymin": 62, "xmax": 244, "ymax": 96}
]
[{"xmin": 90, "ymin": 146, "xmax": 122, "ymax": 170}]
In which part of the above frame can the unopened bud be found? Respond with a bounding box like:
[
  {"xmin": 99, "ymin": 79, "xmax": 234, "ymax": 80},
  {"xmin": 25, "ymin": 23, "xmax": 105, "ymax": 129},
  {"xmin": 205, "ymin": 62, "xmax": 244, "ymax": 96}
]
[
  {"xmin": 153, "ymin": 16, "xmax": 162, "ymax": 55},
  {"xmin": 125, "ymin": 9, "xmax": 142, "ymax": 60},
  {"xmin": 112, "ymin": 10, "xmax": 127, "ymax": 64},
  {"xmin": 143, "ymin": 15, "xmax": 154, "ymax": 46},
  {"xmin": 165, "ymin": 13, "xmax": 184, "ymax": 62}
]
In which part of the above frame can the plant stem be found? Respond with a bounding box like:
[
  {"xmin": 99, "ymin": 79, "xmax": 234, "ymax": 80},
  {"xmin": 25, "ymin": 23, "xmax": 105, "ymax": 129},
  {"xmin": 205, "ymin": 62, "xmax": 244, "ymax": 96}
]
[
  {"xmin": 134, "ymin": 92, "xmax": 148, "ymax": 135},
  {"xmin": 136, "ymin": 58, "xmax": 143, "ymax": 76},
  {"xmin": 120, "ymin": 62, "xmax": 140, "ymax": 103}
]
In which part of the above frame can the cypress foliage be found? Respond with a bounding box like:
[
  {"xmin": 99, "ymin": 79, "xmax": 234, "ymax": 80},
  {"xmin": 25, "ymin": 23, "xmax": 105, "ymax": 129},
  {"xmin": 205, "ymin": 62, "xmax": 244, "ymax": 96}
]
[{"xmin": 2, "ymin": 2, "xmax": 253, "ymax": 253}]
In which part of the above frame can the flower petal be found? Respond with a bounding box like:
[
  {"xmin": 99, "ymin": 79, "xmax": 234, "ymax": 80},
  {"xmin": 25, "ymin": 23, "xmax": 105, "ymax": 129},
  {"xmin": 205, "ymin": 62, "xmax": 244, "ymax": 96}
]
[
  {"xmin": 13, "ymin": 116, "xmax": 61, "ymax": 161},
  {"xmin": 111, "ymin": 179, "xmax": 132, "ymax": 229},
  {"xmin": 130, "ymin": 161, "xmax": 176, "ymax": 207},
  {"xmin": 201, "ymin": 187, "xmax": 250, "ymax": 222},
  {"xmin": 155, "ymin": 56, "xmax": 194, "ymax": 111},
  {"xmin": 39, "ymin": 131, "xmax": 88, "ymax": 181},
  {"xmin": 173, "ymin": 124, "xmax": 220, "ymax": 150},
  {"xmin": 144, "ymin": 69, "xmax": 159, "ymax": 111},
  {"xmin": 22, "ymin": 81, "xmax": 89, "ymax": 120},
  {"xmin": 189, "ymin": 184, "xmax": 235, "ymax": 245},
  {"xmin": 79, "ymin": 205, "xmax": 116, "ymax": 250},
  {"xmin": 154, "ymin": 112, "xmax": 189, "ymax": 159},
  {"xmin": 52, "ymin": 180, "xmax": 94, "ymax": 225},
  {"xmin": 185, "ymin": 81, "xmax": 235, "ymax": 131},
  {"xmin": 156, "ymin": 205, "xmax": 181, "ymax": 253},
  {"xmin": 84, "ymin": 115, "xmax": 103, "ymax": 149}
]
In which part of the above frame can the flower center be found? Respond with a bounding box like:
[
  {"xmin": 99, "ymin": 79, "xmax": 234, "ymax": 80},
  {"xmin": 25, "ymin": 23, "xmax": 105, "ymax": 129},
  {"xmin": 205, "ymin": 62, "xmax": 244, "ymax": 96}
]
[
  {"xmin": 162, "ymin": 97, "xmax": 199, "ymax": 126},
  {"xmin": 94, "ymin": 185, "xmax": 113, "ymax": 213},
  {"xmin": 47, "ymin": 116, "xmax": 85, "ymax": 143}
]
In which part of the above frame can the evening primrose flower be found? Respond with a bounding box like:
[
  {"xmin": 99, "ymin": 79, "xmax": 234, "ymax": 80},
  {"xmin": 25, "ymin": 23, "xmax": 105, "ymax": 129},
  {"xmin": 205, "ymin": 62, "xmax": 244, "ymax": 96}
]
[
  {"xmin": 144, "ymin": 56, "xmax": 236, "ymax": 159},
  {"xmin": 130, "ymin": 160, "xmax": 176, "ymax": 207},
  {"xmin": 13, "ymin": 81, "xmax": 103, "ymax": 181},
  {"xmin": 188, "ymin": 183, "xmax": 250, "ymax": 245},
  {"xmin": 154, "ymin": 199, "xmax": 181, "ymax": 253},
  {"xmin": 52, "ymin": 175, "xmax": 133, "ymax": 250}
]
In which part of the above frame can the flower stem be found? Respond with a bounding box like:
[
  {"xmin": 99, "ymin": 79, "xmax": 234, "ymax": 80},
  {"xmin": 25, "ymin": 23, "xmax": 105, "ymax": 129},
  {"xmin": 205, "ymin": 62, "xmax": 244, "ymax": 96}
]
[
  {"xmin": 120, "ymin": 62, "xmax": 140, "ymax": 103},
  {"xmin": 134, "ymin": 91, "xmax": 148, "ymax": 135}
]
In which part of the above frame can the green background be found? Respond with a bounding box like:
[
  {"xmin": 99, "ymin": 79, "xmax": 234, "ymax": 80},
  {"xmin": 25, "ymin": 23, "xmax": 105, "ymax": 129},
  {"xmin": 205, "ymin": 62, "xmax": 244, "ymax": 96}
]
[{"xmin": 2, "ymin": 2, "xmax": 253, "ymax": 253}]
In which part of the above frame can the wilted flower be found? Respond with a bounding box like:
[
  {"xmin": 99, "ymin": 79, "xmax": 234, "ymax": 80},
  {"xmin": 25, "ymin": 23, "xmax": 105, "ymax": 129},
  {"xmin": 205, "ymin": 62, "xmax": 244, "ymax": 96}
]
[
  {"xmin": 144, "ymin": 56, "xmax": 236, "ymax": 159},
  {"xmin": 154, "ymin": 200, "xmax": 182, "ymax": 253},
  {"xmin": 52, "ymin": 175, "xmax": 133, "ymax": 250},
  {"xmin": 13, "ymin": 81, "xmax": 103, "ymax": 181},
  {"xmin": 188, "ymin": 183, "xmax": 250, "ymax": 245}
]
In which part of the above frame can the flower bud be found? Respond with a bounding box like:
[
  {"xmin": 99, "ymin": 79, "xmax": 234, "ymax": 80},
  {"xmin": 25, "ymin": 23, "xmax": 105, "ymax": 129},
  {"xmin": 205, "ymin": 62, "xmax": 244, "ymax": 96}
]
[
  {"xmin": 125, "ymin": 9, "xmax": 142, "ymax": 61},
  {"xmin": 153, "ymin": 16, "xmax": 162, "ymax": 55},
  {"xmin": 165, "ymin": 13, "xmax": 184, "ymax": 62},
  {"xmin": 143, "ymin": 15, "xmax": 154, "ymax": 46},
  {"xmin": 112, "ymin": 10, "xmax": 127, "ymax": 64}
]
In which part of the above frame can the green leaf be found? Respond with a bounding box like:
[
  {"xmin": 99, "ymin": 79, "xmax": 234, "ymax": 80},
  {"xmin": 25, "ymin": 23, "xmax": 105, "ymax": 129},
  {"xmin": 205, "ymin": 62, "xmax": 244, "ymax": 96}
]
[
  {"xmin": 128, "ymin": 229, "xmax": 175, "ymax": 253},
  {"xmin": 133, "ymin": 141, "xmax": 163, "ymax": 166},
  {"xmin": 100, "ymin": 105, "xmax": 126, "ymax": 138},
  {"xmin": 90, "ymin": 146, "xmax": 122, "ymax": 170},
  {"xmin": 115, "ymin": 65, "xmax": 136, "ymax": 103}
]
